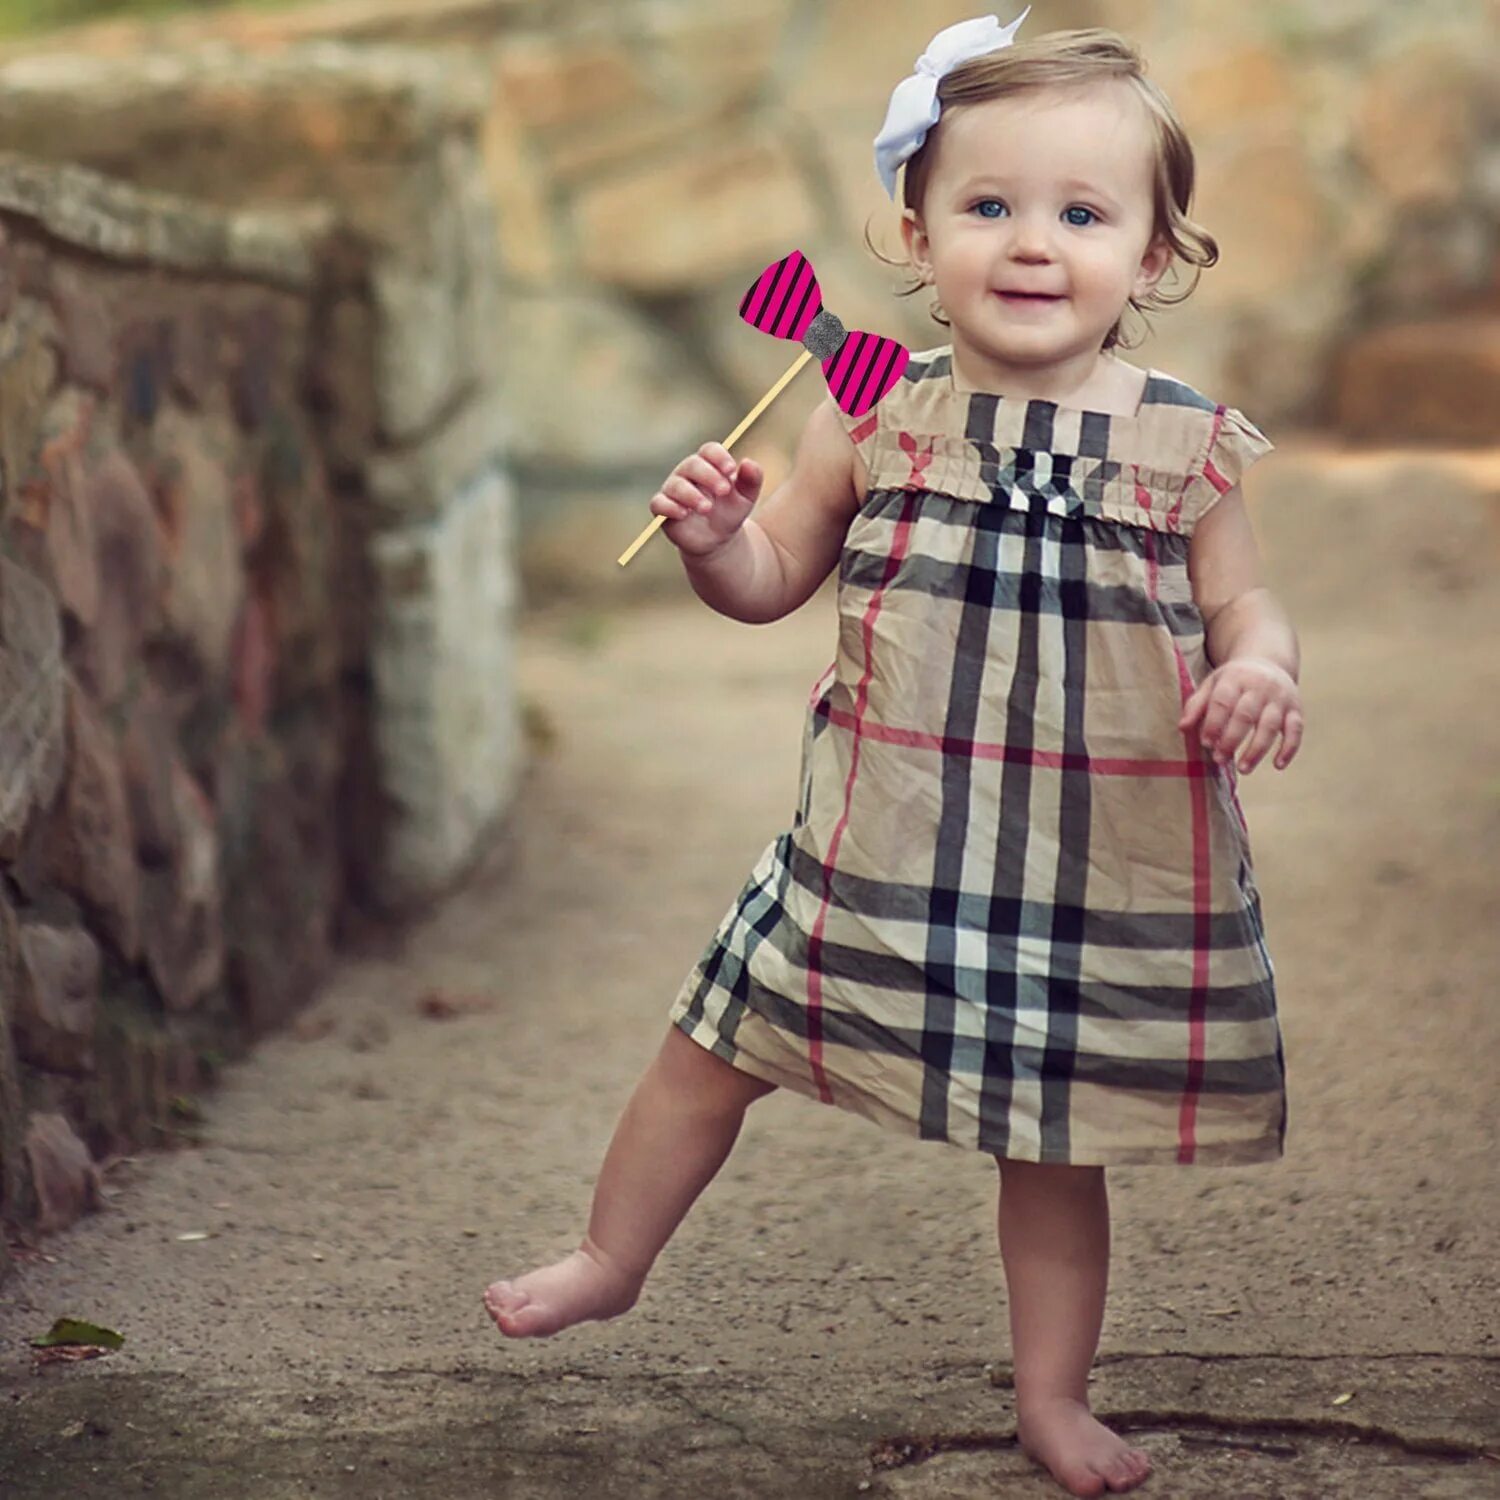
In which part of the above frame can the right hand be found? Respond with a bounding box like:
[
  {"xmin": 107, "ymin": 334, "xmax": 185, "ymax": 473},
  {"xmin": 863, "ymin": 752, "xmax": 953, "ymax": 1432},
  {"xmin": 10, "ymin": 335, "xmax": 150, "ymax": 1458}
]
[{"xmin": 649, "ymin": 443, "xmax": 764, "ymax": 558}]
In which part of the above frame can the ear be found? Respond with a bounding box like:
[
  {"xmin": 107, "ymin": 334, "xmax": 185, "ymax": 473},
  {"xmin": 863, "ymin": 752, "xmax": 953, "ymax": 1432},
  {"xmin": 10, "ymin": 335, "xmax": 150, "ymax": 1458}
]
[
  {"xmin": 1133, "ymin": 234, "xmax": 1173, "ymax": 299},
  {"xmin": 900, "ymin": 208, "xmax": 934, "ymax": 284}
]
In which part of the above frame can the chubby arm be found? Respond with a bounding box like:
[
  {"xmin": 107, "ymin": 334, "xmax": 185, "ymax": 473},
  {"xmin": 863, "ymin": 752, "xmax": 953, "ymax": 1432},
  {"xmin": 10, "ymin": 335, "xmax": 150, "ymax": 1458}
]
[
  {"xmin": 683, "ymin": 395, "xmax": 862, "ymax": 624},
  {"xmin": 1180, "ymin": 484, "xmax": 1304, "ymax": 772},
  {"xmin": 1187, "ymin": 484, "xmax": 1299, "ymax": 681}
]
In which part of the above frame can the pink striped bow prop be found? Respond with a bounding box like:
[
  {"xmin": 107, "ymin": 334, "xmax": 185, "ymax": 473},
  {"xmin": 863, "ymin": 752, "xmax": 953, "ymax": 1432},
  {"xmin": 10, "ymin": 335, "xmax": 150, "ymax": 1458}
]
[
  {"xmin": 617, "ymin": 248, "xmax": 910, "ymax": 566},
  {"xmin": 738, "ymin": 250, "xmax": 910, "ymax": 417}
]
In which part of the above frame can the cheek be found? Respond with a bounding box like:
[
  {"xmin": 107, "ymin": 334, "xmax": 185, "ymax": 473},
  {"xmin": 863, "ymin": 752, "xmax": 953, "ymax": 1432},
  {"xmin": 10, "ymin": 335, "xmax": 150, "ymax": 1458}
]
[{"xmin": 1072, "ymin": 243, "xmax": 1138, "ymax": 293}]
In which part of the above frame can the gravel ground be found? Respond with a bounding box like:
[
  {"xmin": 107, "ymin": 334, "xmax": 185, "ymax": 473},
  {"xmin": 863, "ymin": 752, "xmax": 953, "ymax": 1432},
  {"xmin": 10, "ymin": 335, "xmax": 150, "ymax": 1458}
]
[{"xmin": 1, "ymin": 444, "xmax": 1498, "ymax": 1498}]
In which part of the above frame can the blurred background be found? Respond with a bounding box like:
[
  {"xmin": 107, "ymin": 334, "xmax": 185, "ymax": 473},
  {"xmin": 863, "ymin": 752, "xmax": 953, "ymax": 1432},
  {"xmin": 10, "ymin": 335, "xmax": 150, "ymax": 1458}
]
[
  {"xmin": 0, "ymin": 0, "xmax": 1497, "ymax": 1270},
  {"xmin": 0, "ymin": 0, "xmax": 1496, "ymax": 598}
]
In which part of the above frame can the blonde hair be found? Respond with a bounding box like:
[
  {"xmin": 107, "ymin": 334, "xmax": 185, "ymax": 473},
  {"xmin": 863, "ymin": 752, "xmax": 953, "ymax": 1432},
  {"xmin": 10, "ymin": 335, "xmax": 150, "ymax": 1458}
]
[{"xmin": 868, "ymin": 28, "xmax": 1218, "ymax": 352}]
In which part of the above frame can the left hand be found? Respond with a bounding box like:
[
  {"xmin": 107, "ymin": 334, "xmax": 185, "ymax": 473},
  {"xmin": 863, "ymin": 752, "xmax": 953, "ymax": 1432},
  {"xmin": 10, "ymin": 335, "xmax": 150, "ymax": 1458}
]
[{"xmin": 1178, "ymin": 657, "xmax": 1303, "ymax": 773}]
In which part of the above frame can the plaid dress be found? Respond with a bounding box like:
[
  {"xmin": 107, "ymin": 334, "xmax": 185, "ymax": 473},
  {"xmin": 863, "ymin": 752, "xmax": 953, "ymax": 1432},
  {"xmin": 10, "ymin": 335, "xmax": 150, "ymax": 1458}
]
[{"xmin": 668, "ymin": 344, "xmax": 1286, "ymax": 1166}]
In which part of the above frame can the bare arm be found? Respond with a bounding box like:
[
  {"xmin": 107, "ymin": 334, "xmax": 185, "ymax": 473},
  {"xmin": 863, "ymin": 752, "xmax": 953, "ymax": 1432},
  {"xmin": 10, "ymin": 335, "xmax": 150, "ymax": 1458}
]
[
  {"xmin": 682, "ymin": 396, "xmax": 864, "ymax": 625},
  {"xmin": 1181, "ymin": 482, "xmax": 1304, "ymax": 772},
  {"xmin": 1188, "ymin": 484, "xmax": 1299, "ymax": 681}
]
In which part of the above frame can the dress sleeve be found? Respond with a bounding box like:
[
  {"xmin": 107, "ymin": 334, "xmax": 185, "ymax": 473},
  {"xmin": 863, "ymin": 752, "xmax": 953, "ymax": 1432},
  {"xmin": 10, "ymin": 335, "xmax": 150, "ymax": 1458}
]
[
  {"xmin": 833, "ymin": 394, "xmax": 881, "ymax": 490},
  {"xmin": 1194, "ymin": 406, "xmax": 1274, "ymax": 524}
]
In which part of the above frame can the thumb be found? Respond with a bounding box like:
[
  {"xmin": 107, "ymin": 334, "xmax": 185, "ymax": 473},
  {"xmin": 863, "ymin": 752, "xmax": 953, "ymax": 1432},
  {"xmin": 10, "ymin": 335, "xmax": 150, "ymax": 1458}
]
[{"xmin": 733, "ymin": 458, "xmax": 763, "ymax": 498}]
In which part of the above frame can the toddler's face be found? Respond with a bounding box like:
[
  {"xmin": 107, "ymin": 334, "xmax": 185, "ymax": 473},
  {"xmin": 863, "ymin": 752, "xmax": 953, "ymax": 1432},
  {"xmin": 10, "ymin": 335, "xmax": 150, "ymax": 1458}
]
[{"xmin": 902, "ymin": 82, "xmax": 1171, "ymax": 378}]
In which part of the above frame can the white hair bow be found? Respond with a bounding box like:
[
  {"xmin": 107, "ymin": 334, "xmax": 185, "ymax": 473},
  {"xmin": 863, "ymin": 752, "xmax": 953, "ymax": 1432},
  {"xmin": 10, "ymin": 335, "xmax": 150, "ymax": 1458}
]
[{"xmin": 872, "ymin": 9, "xmax": 1032, "ymax": 202}]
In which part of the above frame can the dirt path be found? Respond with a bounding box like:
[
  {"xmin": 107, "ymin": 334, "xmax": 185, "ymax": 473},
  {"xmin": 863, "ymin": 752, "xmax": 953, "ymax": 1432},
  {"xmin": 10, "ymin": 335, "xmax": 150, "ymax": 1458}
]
[{"xmin": 1, "ymin": 456, "xmax": 1498, "ymax": 1497}]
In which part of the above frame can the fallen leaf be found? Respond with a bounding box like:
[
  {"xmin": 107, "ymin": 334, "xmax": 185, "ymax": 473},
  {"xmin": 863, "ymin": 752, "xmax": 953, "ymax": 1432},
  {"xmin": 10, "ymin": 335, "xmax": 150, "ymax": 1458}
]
[{"xmin": 30, "ymin": 1318, "xmax": 124, "ymax": 1351}]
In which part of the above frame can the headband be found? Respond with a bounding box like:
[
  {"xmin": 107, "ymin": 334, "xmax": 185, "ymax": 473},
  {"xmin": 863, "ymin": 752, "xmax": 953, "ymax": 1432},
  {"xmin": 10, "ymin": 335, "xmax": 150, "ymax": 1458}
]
[{"xmin": 872, "ymin": 9, "xmax": 1032, "ymax": 202}]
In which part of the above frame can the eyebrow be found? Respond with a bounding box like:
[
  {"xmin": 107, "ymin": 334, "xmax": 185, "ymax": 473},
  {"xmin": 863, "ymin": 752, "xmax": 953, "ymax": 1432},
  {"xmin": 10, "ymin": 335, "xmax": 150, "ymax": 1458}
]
[{"xmin": 954, "ymin": 175, "xmax": 1122, "ymax": 209}]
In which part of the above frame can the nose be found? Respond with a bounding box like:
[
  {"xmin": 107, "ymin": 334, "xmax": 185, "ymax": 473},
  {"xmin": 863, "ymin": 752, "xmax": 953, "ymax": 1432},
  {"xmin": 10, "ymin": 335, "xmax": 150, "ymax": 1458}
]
[{"xmin": 1006, "ymin": 211, "xmax": 1056, "ymax": 262}]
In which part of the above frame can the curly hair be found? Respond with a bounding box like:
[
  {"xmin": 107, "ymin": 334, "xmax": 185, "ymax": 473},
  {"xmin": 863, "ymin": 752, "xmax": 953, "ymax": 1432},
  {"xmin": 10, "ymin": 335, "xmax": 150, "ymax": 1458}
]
[{"xmin": 866, "ymin": 28, "xmax": 1219, "ymax": 352}]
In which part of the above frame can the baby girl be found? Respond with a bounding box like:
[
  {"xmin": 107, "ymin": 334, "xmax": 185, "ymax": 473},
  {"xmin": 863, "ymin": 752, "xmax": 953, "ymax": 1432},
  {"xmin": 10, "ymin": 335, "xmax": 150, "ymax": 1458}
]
[{"xmin": 487, "ymin": 15, "xmax": 1302, "ymax": 1498}]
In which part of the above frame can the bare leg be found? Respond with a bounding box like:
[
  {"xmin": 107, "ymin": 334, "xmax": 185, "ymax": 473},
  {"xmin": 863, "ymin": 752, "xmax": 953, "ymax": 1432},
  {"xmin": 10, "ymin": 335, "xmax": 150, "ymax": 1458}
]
[
  {"xmin": 996, "ymin": 1159, "xmax": 1153, "ymax": 1495},
  {"xmin": 484, "ymin": 1025, "xmax": 776, "ymax": 1337}
]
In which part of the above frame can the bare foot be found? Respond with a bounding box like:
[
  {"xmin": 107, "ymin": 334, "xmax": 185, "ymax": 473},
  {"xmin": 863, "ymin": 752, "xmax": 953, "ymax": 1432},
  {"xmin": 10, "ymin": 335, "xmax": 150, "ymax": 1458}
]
[
  {"xmin": 483, "ymin": 1239, "xmax": 644, "ymax": 1338},
  {"xmin": 1016, "ymin": 1397, "xmax": 1153, "ymax": 1496}
]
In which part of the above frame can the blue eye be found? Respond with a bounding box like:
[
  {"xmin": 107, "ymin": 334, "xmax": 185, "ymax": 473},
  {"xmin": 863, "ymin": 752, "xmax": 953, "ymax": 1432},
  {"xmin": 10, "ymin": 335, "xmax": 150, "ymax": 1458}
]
[{"xmin": 971, "ymin": 199, "xmax": 1098, "ymax": 225}]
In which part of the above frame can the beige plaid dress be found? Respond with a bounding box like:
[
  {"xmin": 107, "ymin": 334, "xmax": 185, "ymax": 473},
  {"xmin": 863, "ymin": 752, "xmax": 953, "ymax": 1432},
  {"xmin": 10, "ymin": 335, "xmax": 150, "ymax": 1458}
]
[{"xmin": 668, "ymin": 343, "xmax": 1286, "ymax": 1166}]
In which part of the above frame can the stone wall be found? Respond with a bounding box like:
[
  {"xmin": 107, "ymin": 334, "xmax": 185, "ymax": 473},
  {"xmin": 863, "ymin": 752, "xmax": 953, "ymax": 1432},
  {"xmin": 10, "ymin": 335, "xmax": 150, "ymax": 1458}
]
[
  {"xmin": 0, "ymin": 47, "xmax": 521, "ymax": 1267},
  {"xmin": 13, "ymin": 0, "xmax": 1493, "ymax": 596},
  {"xmin": 0, "ymin": 159, "xmax": 339, "ymax": 1268}
]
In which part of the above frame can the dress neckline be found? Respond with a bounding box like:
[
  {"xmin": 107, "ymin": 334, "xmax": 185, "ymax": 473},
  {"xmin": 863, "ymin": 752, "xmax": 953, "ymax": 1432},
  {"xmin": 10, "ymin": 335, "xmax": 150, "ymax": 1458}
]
[{"xmin": 943, "ymin": 348, "xmax": 1155, "ymax": 423}]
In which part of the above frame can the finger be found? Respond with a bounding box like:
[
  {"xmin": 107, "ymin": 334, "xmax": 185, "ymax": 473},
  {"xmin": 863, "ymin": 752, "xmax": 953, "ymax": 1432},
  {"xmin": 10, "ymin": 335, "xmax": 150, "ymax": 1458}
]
[
  {"xmin": 1178, "ymin": 684, "xmax": 1208, "ymax": 731},
  {"xmin": 1197, "ymin": 690, "xmax": 1240, "ymax": 749},
  {"xmin": 649, "ymin": 491, "xmax": 693, "ymax": 521},
  {"xmin": 1274, "ymin": 709, "xmax": 1304, "ymax": 768},
  {"xmin": 1236, "ymin": 704, "xmax": 1284, "ymax": 772},
  {"xmin": 1205, "ymin": 693, "xmax": 1261, "ymax": 757},
  {"xmin": 663, "ymin": 476, "xmax": 710, "ymax": 515},
  {"xmin": 686, "ymin": 455, "xmax": 732, "ymax": 496},
  {"xmin": 699, "ymin": 442, "xmax": 736, "ymax": 476}
]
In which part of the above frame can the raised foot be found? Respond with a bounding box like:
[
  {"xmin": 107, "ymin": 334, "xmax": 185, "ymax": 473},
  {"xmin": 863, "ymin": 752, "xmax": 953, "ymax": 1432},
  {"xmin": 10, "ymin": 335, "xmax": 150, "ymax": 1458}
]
[
  {"xmin": 483, "ymin": 1240, "xmax": 644, "ymax": 1339},
  {"xmin": 1017, "ymin": 1397, "xmax": 1153, "ymax": 1496}
]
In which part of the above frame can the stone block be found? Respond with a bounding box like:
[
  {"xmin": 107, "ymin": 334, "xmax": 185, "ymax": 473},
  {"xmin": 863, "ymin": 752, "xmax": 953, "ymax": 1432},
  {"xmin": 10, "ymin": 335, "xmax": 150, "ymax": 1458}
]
[
  {"xmin": 47, "ymin": 263, "xmax": 114, "ymax": 394},
  {"xmin": 368, "ymin": 462, "xmax": 521, "ymax": 907},
  {"xmin": 1354, "ymin": 47, "xmax": 1482, "ymax": 211},
  {"xmin": 493, "ymin": 34, "xmax": 648, "ymax": 132},
  {"xmin": 1334, "ymin": 316, "xmax": 1500, "ymax": 446},
  {"xmin": 1191, "ymin": 129, "xmax": 1330, "ymax": 303},
  {"xmin": 0, "ymin": 892, "xmax": 31, "ymax": 1225},
  {"xmin": 140, "ymin": 758, "xmax": 224, "ymax": 1015},
  {"xmin": 255, "ymin": 414, "xmax": 340, "ymax": 704},
  {"xmin": 31, "ymin": 676, "xmax": 140, "ymax": 964},
  {"xmin": 573, "ymin": 130, "xmax": 818, "ymax": 292},
  {"xmin": 22, "ymin": 1110, "xmax": 100, "ymax": 1235},
  {"xmin": 151, "ymin": 406, "xmax": 244, "ymax": 687},
  {"xmin": 307, "ymin": 293, "xmax": 377, "ymax": 479},
  {"xmin": 0, "ymin": 303, "xmax": 60, "ymax": 534},
  {"xmin": 217, "ymin": 722, "xmax": 337, "ymax": 1038},
  {"xmin": 0, "ymin": 556, "xmax": 64, "ymax": 863},
  {"xmin": 371, "ymin": 134, "xmax": 498, "ymax": 444},
  {"xmin": 69, "ymin": 445, "xmax": 166, "ymax": 710},
  {"xmin": 23, "ymin": 388, "xmax": 99, "ymax": 633},
  {"xmin": 366, "ymin": 379, "xmax": 513, "ymax": 524},
  {"xmin": 627, "ymin": 3, "xmax": 791, "ymax": 113},
  {"xmin": 479, "ymin": 88, "xmax": 556, "ymax": 284},
  {"xmin": 493, "ymin": 288, "xmax": 733, "ymax": 474},
  {"xmin": 13, "ymin": 920, "xmax": 99, "ymax": 1076}
]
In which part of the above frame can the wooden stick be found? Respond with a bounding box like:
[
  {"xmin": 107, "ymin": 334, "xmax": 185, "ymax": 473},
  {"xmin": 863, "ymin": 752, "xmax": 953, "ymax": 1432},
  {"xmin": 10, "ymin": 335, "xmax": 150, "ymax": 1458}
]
[{"xmin": 616, "ymin": 349, "xmax": 813, "ymax": 567}]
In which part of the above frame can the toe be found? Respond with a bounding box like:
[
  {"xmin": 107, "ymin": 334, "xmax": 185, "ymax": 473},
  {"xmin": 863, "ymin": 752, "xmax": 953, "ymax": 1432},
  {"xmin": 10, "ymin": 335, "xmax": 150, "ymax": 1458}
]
[
  {"xmin": 1105, "ymin": 1447, "xmax": 1150, "ymax": 1491},
  {"xmin": 485, "ymin": 1281, "xmax": 531, "ymax": 1313},
  {"xmin": 1062, "ymin": 1466, "xmax": 1107, "ymax": 1499}
]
